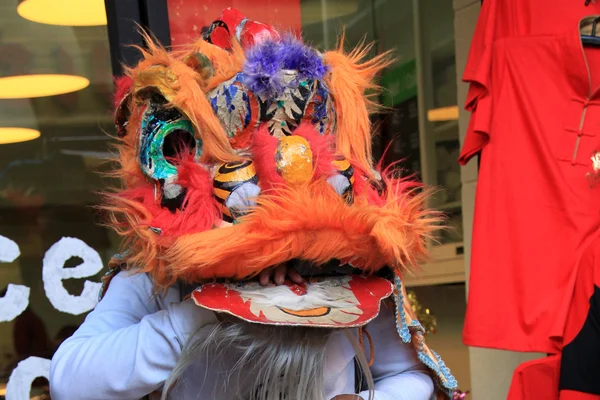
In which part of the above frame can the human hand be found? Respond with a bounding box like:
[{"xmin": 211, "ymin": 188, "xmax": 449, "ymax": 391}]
[{"xmin": 259, "ymin": 263, "xmax": 304, "ymax": 286}]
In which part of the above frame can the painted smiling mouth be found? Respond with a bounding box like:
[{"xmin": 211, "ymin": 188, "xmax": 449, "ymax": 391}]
[
  {"xmin": 191, "ymin": 259, "xmax": 396, "ymax": 328},
  {"xmin": 279, "ymin": 306, "xmax": 331, "ymax": 317},
  {"xmin": 191, "ymin": 270, "xmax": 395, "ymax": 327}
]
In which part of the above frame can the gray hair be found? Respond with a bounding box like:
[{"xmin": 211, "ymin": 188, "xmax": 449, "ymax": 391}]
[{"xmin": 162, "ymin": 320, "xmax": 374, "ymax": 400}]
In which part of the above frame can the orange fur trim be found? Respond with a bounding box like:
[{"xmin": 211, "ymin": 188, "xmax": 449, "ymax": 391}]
[
  {"xmin": 180, "ymin": 39, "xmax": 246, "ymax": 91},
  {"xmin": 111, "ymin": 177, "xmax": 440, "ymax": 288},
  {"xmin": 131, "ymin": 43, "xmax": 237, "ymax": 164},
  {"xmin": 116, "ymin": 105, "xmax": 145, "ymax": 186},
  {"xmin": 102, "ymin": 36, "xmax": 249, "ymax": 290},
  {"xmin": 103, "ymin": 32, "xmax": 434, "ymax": 292},
  {"xmin": 113, "ymin": 34, "xmax": 244, "ymax": 188},
  {"xmin": 323, "ymin": 34, "xmax": 394, "ymax": 177},
  {"xmin": 102, "ymin": 191, "xmax": 174, "ymax": 287}
]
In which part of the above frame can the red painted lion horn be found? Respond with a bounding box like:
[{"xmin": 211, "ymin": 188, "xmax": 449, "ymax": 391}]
[{"xmin": 204, "ymin": 7, "xmax": 281, "ymax": 50}]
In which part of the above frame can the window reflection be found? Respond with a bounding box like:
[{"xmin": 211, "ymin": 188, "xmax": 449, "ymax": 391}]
[{"xmin": 0, "ymin": 1, "xmax": 114, "ymax": 397}]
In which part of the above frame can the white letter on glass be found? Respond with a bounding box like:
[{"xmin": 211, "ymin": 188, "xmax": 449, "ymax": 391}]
[
  {"xmin": 0, "ymin": 235, "xmax": 29, "ymax": 322},
  {"xmin": 43, "ymin": 237, "xmax": 102, "ymax": 314},
  {"xmin": 5, "ymin": 357, "xmax": 51, "ymax": 400}
]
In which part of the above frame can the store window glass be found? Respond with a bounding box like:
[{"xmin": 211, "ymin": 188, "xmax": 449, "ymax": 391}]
[{"xmin": 0, "ymin": 1, "xmax": 115, "ymax": 398}]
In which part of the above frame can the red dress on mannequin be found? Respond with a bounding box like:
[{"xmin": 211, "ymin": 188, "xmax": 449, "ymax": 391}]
[{"xmin": 461, "ymin": 2, "xmax": 600, "ymax": 353}]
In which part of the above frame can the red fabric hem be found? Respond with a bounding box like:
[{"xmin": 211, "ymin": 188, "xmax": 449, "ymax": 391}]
[
  {"xmin": 458, "ymin": 114, "xmax": 489, "ymax": 166},
  {"xmin": 507, "ymin": 355, "xmax": 561, "ymax": 400},
  {"xmin": 464, "ymin": 80, "xmax": 486, "ymax": 111},
  {"xmin": 458, "ymin": 83, "xmax": 492, "ymax": 166}
]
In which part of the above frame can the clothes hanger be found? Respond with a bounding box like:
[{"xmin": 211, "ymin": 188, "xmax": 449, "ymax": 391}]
[{"xmin": 581, "ymin": 16, "xmax": 600, "ymax": 46}]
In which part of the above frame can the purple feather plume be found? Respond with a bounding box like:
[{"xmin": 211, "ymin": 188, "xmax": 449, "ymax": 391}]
[
  {"xmin": 243, "ymin": 35, "xmax": 327, "ymax": 98},
  {"xmin": 279, "ymin": 36, "xmax": 327, "ymax": 80}
]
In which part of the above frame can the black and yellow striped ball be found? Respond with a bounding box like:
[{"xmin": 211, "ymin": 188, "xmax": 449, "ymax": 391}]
[
  {"xmin": 213, "ymin": 160, "xmax": 258, "ymax": 221},
  {"xmin": 332, "ymin": 157, "xmax": 355, "ymax": 204}
]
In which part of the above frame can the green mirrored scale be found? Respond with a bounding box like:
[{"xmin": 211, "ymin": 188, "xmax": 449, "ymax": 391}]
[{"xmin": 139, "ymin": 107, "xmax": 202, "ymax": 181}]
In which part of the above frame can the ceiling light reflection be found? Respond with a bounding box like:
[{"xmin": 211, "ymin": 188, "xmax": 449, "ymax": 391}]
[
  {"xmin": 0, "ymin": 128, "xmax": 41, "ymax": 144},
  {"xmin": 0, "ymin": 74, "xmax": 89, "ymax": 99},
  {"xmin": 17, "ymin": 0, "xmax": 107, "ymax": 26}
]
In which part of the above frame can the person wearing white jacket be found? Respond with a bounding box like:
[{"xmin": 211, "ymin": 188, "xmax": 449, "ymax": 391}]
[{"xmin": 49, "ymin": 271, "xmax": 435, "ymax": 400}]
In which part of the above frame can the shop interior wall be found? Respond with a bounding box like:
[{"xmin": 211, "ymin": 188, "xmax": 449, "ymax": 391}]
[
  {"xmin": 365, "ymin": 0, "xmax": 472, "ymax": 391},
  {"xmin": 374, "ymin": 0, "xmax": 472, "ymax": 391}
]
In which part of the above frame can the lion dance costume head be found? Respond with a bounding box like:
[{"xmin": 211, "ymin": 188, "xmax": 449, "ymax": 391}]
[{"xmin": 102, "ymin": 7, "xmax": 458, "ymax": 399}]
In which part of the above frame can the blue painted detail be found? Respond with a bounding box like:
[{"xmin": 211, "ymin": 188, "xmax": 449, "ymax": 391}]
[
  {"xmin": 242, "ymin": 91, "xmax": 251, "ymax": 127},
  {"xmin": 313, "ymin": 85, "xmax": 328, "ymax": 119},
  {"xmin": 208, "ymin": 73, "xmax": 254, "ymax": 139},
  {"xmin": 311, "ymin": 82, "xmax": 332, "ymax": 135}
]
